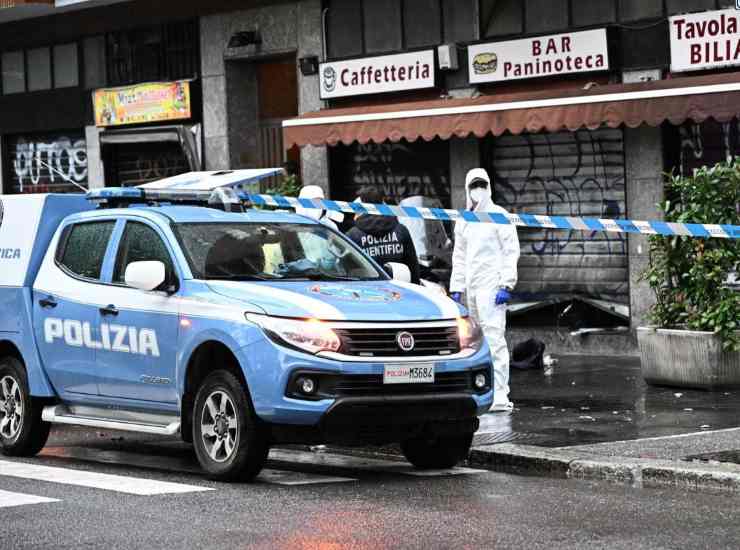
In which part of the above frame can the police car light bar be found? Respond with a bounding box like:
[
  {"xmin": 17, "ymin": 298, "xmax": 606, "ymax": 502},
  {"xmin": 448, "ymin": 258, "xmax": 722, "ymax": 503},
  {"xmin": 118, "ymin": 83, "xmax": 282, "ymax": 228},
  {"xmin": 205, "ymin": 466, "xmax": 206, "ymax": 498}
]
[{"xmin": 87, "ymin": 168, "xmax": 286, "ymax": 206}]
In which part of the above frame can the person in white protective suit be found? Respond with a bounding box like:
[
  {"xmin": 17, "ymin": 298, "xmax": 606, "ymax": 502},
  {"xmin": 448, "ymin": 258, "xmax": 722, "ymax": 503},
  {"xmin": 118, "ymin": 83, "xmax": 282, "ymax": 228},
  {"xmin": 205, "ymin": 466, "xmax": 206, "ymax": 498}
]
[
  {"xmin": 449, "ymin": 168, "xmax": 520, "ymax": 413},
  {"xmin": 294, "ymin": 185, "xmax": 344, "ymax": 230}
]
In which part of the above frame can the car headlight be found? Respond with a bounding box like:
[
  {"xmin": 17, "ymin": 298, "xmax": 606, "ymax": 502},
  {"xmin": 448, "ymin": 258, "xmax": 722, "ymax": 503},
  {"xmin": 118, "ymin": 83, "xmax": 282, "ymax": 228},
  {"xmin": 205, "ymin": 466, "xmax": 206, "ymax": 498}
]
[
  {"xmin": 246, "ymin": 313, "xmax": 341, "ymax": 354},
  {"xmin": 457, "ymin": 316, "xmax": 483, "ymax": 351}
]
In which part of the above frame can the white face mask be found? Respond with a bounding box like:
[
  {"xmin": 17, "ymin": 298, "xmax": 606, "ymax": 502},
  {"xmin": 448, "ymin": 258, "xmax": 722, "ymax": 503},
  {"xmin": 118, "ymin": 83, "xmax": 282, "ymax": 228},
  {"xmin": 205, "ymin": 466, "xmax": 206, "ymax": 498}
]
[{"xmin": 470, "ymin": 187, "xmax": 489, "ymax": 205}]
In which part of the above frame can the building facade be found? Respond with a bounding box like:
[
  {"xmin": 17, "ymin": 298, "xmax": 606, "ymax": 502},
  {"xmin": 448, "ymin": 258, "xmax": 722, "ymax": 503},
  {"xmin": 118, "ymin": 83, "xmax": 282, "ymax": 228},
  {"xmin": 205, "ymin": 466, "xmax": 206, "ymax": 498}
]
[
  {"xmin": 279, "ymin": 0, "xmax": 740, "ymax": 353},
  {"xmin": 1, "ymin": 0, "xmax": 738, "ymax": 353}
]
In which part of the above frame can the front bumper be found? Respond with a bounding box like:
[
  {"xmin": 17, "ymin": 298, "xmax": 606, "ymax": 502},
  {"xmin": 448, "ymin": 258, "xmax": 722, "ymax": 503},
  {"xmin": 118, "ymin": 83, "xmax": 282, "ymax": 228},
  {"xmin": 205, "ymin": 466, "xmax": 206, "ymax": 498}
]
[
  {"xmin": 237, "ymin": 334, "xmax": 493, "ymax": 442},
  {"xmin": 270, "ymin": 393, "xmax": 480, "ymax": 446}
]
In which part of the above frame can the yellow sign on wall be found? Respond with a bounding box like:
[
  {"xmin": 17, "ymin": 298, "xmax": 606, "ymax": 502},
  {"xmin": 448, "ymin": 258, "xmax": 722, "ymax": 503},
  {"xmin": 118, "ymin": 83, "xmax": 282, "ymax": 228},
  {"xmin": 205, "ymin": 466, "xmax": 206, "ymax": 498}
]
[{"xmin": 93, "ymin": 80, "xmax": 191, "ymax": 127}]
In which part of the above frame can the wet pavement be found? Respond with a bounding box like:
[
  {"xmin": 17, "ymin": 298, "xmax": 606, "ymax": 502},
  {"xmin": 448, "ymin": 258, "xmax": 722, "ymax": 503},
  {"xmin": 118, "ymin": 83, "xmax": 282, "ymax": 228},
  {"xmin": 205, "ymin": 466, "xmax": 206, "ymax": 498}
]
[{"xmin": 484, "ymin": 355, "xmax": 740, "ymax": 448}]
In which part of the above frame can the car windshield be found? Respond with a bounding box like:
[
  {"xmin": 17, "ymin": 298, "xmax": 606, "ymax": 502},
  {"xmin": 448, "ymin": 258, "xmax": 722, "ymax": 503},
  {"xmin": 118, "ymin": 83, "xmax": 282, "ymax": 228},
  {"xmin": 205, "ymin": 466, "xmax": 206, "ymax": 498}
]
[{"xmin": 175, "ymin": 222, "xmax": 385, "ymax": 282}]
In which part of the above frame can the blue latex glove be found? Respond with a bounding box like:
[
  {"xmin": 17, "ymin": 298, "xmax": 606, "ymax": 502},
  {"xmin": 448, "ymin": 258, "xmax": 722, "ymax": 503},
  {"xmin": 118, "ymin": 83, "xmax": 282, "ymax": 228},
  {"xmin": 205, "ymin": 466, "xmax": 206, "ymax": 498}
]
[
  {"xmin": 450, "ymin": 292, "xmax": 463, "ymax": 305},
  {"xmin": 494, "ymin": 288, "xmax": 511, "ymax": 305}
]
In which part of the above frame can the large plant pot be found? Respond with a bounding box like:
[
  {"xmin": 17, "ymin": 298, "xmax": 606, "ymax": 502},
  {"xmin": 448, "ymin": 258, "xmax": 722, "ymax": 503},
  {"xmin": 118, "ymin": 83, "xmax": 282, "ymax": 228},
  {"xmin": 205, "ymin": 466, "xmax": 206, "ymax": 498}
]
[{"xmin": 637, "ymin": 327, "xmax": 740, "ymax": 390}]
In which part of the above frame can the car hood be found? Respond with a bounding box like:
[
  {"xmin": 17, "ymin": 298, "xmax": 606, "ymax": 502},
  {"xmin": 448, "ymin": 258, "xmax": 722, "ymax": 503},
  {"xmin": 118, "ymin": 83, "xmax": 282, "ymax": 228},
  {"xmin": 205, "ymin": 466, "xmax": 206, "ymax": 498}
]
[{"xmin": 206, "ymin": 280, "xmax": 461, "ymax": 322}]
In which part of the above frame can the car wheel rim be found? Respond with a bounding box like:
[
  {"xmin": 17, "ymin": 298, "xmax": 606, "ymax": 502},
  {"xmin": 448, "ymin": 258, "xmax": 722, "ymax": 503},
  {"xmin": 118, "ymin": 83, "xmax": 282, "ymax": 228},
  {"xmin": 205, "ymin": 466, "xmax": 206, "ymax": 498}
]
[
  {"xmin": 200, "ymin": 390, "xmax": 239, "ymax": 463},
  {"xmin": 0, "ymin": 375, "xmax": 23, "ymax": 440}
]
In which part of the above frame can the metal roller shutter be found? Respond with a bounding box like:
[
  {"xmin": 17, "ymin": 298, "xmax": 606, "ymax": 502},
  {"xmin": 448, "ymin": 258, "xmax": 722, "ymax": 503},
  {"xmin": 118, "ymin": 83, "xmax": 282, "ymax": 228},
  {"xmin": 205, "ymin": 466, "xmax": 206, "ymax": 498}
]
[{"xmin": 488, "ymin": 128, "xmax": 628, "ymax": 304}]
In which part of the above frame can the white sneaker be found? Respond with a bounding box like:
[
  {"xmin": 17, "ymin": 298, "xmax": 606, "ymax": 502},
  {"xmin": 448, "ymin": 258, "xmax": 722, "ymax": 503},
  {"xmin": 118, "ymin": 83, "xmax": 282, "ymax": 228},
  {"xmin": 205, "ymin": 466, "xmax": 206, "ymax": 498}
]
[{"xmin": 489, "ymin": 401, "xmax": 514, "ymax": 413}]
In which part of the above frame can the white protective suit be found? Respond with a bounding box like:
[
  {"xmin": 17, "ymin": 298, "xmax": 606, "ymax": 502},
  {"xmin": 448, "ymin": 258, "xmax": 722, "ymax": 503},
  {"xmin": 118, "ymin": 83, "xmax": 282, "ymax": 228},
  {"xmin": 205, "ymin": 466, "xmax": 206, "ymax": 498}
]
[{"xmin": 450, "ymin": 168, "xmax": 520, "ymax": 410}]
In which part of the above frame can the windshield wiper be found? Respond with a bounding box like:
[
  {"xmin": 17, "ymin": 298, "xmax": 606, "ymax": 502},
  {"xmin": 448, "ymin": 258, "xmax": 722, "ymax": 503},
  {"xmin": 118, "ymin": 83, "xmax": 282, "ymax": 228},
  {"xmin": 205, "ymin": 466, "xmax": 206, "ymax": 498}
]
[
  {"xmin": 282, "ymin": 272, "xmax": 361, "ymax": 282},
  {"xmin": 206, "ymin": 274, "xmax": 276, "ymax": 281}
]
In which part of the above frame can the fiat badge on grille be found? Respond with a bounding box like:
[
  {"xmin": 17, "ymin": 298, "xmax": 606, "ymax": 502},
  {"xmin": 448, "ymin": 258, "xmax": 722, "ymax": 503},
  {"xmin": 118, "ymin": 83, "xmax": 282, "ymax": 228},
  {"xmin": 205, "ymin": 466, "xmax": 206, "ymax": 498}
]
[{"xmin": 396, "ymin": 331, "xmax": 415, "ymax": 352}]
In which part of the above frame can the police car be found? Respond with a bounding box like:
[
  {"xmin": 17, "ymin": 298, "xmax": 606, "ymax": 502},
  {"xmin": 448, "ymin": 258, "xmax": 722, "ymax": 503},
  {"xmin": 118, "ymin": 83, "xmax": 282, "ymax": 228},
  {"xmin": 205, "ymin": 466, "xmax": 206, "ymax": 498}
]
[{"xmin": 0, "ymin": 171, "xmax": 493, "ymax": 481}]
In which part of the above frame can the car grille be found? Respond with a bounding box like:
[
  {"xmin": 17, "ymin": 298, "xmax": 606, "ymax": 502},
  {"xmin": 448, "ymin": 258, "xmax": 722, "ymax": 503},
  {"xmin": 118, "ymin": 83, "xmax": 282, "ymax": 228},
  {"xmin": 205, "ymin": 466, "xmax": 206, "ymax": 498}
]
[
  {"xmin": 330, "ymin": 371, "xmax": 473, "ymax": 396},
  {"xmin": 334, "ymin": 325, "xmax": 460, "ymax": 357}
]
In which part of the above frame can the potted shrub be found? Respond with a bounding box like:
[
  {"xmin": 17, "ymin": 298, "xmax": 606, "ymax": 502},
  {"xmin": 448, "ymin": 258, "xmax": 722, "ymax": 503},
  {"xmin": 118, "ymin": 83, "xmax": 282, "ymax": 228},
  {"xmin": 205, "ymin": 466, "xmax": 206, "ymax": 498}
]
[{"xmin": 638, "ymin": 160, "xmax": 740, "ymax": 389}]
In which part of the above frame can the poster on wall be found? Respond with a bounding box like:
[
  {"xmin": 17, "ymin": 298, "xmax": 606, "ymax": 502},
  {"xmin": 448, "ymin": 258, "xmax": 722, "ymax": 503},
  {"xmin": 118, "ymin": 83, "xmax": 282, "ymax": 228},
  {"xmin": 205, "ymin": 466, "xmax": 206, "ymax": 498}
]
[
  {"xmin": 669, "ymin": 9, "xmax": 740, "ymax": 72},
  {"xmin": 468, "ymin": 28, "xmax": 610, "ymax": 84},
  {"xmin": 93, "ymin": 80, "xmax": 191, "ymax": 127},
  {"xmin": 6, "ymin": 131, "xmax": 88, "ymax": 194}
]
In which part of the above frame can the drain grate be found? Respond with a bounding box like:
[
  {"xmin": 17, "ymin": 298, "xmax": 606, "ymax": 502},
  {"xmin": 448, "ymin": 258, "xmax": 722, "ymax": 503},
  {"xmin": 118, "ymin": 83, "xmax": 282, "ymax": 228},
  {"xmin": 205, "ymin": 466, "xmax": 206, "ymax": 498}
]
[{"xmin": 473, "ymin": 431, "xmax": 542, "ymax": 446}]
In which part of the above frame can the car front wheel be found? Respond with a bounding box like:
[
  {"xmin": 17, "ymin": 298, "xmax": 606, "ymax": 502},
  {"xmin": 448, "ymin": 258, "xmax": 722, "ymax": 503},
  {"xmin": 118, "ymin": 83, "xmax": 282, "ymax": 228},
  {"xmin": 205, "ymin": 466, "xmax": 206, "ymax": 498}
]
[
  {"xmin": 401, "ymin": 432, "xmax": 474, "ymax": 469},
  {"xmin": 192, "ymin": 370, "xmax": 269, "ymax": 482}
]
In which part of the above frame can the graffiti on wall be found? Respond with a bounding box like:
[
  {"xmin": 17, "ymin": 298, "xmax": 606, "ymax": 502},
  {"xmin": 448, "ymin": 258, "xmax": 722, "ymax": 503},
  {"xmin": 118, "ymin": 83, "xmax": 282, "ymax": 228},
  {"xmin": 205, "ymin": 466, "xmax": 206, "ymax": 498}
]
[
  {"xmin": 489, "ymin": 128, "xmax": 628, "ymax": 303},
  {"xmin": 679, "ymin": 119, "xmax": 740, "ymax": 175},
  {"xmin": 8, "ymin": 133, "xmax": 88, "ymax": 194},
  {"xmin": 330, "ymin": 140, "xmax": 451, "ymax": 206}
]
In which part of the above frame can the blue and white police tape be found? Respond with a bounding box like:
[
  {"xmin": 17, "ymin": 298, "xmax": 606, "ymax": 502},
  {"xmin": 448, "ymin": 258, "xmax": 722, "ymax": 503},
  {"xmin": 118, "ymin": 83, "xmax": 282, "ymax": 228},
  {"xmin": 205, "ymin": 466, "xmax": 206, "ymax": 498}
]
[{"xmin": 241, "ymin": 193, "xmax": 740, "ymax": 240}]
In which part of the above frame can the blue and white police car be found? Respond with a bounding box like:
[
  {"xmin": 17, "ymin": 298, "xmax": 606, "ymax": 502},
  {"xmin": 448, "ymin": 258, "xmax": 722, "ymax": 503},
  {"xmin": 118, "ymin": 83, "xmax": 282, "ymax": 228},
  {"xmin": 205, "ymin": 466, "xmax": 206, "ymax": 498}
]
[{"xmin": 0, "ymin": 171, "xmax": 492, "ymax": 481}]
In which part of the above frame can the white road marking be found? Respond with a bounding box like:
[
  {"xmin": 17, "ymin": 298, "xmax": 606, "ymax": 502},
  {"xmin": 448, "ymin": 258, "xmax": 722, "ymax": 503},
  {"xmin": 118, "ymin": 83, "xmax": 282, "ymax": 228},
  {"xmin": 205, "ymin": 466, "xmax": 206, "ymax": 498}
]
[
  {"xmin": 258, "ymin": 469, "xmax": 356, "ymax": 486},
  {"xmin": 0, "ymin": 489, "xmax": 59, "ymax": 508},
  {"xmin": 0, "ymin": 460, "xmax": 213, "ymax": 496}
]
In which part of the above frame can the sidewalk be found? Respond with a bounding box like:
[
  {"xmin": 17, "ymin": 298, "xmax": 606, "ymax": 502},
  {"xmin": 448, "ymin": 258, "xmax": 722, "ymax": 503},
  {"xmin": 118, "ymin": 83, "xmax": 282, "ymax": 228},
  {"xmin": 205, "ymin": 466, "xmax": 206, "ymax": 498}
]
[{"xmin": 470, "ymin": 355, "xmax": 740, "ymax": 493}]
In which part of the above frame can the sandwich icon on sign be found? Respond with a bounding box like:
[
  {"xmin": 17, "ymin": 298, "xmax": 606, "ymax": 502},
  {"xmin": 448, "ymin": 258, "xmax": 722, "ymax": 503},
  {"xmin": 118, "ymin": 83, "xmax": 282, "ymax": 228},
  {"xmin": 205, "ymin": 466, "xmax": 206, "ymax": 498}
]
[{"xmin": 472, "ymin": 52, "xmax": 497, "ymax": 74}]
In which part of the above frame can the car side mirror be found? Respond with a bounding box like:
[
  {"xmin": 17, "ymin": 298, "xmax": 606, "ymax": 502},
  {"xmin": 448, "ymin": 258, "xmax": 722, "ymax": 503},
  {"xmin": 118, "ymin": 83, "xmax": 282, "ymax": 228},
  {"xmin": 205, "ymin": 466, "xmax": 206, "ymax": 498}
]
[
  {"xmin": 385, "ymin": 262, "xmax": 412, "ymax": 283},
  {"xmin": 124, "ymin": 261, "xmax": 166, "ymax": 292}
]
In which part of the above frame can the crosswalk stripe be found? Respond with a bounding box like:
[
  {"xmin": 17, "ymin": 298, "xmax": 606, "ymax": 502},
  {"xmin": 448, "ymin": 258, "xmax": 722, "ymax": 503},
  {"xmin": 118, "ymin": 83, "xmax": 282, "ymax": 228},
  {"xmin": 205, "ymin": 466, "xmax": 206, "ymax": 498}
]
[
  {"xmin": 0, "ymin": 489, "xmax": 59, "ymax": 508},
  {"xmin": 0, "ymin": 460, "xmax": 213, "ymax": 495}
]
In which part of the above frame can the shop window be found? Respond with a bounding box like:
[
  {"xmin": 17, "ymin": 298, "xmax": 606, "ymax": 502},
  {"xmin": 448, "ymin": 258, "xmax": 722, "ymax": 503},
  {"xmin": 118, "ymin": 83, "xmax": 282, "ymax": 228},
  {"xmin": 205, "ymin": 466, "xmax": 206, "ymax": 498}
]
[
  {"xmin": 666, "ymin": 0, "xmax": 716, "ymax": 14},
  {"xmin": 53, "ymin": 44, "xmax": 79, "ymax": 88},
  {"xmin": 404, "ymin": 0, "xmax": 442, "ymax": 47},
  {"xmin": 618, "ymin": 0, "xmax": 662, "ymax": 22},
  {"xmin": 106, "ymin": 21, "xmax": 198, "ymax": 86},
  {"xmin": 327, "ymin": 0, "xmax": 363, "ymax": 59},
  {"xmin": 573, "ymin": 0, "xmax": 617, "ymax": 26},
  {"xmin": 27, "ymin": 47, "xmax": 52, "ymax": 91},
  {"xmin": 481, "ymin": 0, "xmax": 523, "ymax": 38},
  {"xmin": 1, "ymin": 51, "xmax": 25, "ymax": 94},
  {"xmin": 84, "ymin": 36, "xmax": 107, "ymax": 89},
  {"xmin": 363, "ymin": 0, "xmax": 402, "ymax": 53},
  {"xmin": 442, "ymin": 0, "xmax": 476, "ymax": 42},
  {"xmin": 59, "ymin": 221, "xmax": 116, "ymax": 281},
  {"xmin": 525, "ymin": 0, "xmax": 569, "ymax": 33}
]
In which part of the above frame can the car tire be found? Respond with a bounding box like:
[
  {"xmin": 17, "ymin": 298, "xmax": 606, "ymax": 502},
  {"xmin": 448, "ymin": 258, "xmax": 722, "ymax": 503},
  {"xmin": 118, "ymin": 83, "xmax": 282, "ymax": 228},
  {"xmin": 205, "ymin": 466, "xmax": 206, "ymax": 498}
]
[
  {"xmin": 0, "ymin": 356, "xmax": 51, "ymax": 457},
  {"xmin": 192, "ymin": 370, "xmax": 269, "ymax": 482},
  {"xmin": 401, "ymin": 432, "xmax": 474, "ymax": 470}
]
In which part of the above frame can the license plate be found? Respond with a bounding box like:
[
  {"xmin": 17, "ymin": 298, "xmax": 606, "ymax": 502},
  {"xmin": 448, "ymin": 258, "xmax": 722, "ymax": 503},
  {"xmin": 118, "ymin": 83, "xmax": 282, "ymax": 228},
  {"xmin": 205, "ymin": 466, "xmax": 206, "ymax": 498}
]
[{"xmin": 383, "ymin": 363, "xmax": 435, "ymax": 384}]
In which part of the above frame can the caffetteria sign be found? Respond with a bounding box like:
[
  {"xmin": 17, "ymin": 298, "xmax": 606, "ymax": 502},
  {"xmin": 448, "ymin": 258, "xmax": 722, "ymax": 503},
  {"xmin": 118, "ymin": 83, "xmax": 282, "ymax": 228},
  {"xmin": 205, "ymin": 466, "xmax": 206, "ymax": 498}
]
[
  {"xmin": 319, "ymin": 50, "xmax": 435, "ymax": 100},
  {"xmin": 670, "ymin": 9, "xmax": 740, "ymax": 72},
  {"xmin": 468, "ymin": 28, "xmax": 609, "ymax": 84}
]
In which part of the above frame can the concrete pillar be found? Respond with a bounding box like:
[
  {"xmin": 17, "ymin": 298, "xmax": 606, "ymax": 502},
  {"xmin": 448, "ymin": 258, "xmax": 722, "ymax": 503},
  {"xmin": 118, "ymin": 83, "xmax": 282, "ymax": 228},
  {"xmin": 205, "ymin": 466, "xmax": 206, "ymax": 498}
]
[
  {"xmin": 85, "ymin": 126, "xmax": 104, "ymax": 189},
  {"xmin": 200, "ymin": 14, "xmax": 230, "ymax": 170},
  {"xmin": 449, "ymin": 136, "xmax": 480, "ymax": 209},
  {"xmin": 624, "ymin": 125, "xmax": 664, "ymax": 330},
  {"xmin": 297, "ymin": 0, "xmax": 329, "ymax": 193}
]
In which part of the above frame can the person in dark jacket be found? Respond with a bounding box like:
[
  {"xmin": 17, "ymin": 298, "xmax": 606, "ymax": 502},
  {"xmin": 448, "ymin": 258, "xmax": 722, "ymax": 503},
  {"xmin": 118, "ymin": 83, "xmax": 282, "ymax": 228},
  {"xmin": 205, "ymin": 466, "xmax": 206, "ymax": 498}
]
[{"xmin": 346, "ymin": 186, "xmax": 421, "ymax": 284}]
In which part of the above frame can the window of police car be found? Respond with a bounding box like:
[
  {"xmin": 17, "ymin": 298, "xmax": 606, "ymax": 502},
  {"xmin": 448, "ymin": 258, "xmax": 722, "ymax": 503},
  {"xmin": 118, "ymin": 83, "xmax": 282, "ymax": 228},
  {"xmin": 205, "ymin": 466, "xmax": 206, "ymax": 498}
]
[
  {"xmin": 175, "ymin": 222, "xmax": 384, "ymax": 282},
  {"xmin": 113, "ymin": 221, "xmax": 176, "ymax": 286},
  {"xmin": 57, "ymin": 221, "xmax": 116, "ymax": 281}
]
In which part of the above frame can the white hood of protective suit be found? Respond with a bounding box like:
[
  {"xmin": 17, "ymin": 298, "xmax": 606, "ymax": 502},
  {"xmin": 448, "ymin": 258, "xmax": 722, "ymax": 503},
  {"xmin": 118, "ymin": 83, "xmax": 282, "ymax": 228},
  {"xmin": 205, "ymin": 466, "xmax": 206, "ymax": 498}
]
[
  {"xmin": 294, "ymin": 185, "xmax": 343, "ymax": 228},
  {"xmin": 464, "ymin": 168, "xmax": 494, "ymax": 212},
  {"xmin": 449, "ymin": 168, "xmax": 520, "ymax": 294}
]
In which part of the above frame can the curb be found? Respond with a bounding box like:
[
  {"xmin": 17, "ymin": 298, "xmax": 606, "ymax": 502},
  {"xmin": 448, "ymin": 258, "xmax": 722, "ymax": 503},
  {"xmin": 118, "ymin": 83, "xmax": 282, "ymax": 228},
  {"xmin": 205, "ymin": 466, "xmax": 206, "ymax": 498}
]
[{"xmin": 469, "ymin": 443, "xmax": 740, "ymax": 493}]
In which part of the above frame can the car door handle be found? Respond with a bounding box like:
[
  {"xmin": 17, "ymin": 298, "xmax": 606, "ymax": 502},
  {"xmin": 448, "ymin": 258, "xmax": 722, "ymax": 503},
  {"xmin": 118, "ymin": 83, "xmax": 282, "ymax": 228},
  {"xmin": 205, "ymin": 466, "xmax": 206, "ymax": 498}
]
[
  {"xmin": 99, "ymin": 305, "xmax": 119, "ymax": 317},
  {"xmin": 39, "ymin": 297, "xmax": 58, "ymax": 309}
]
